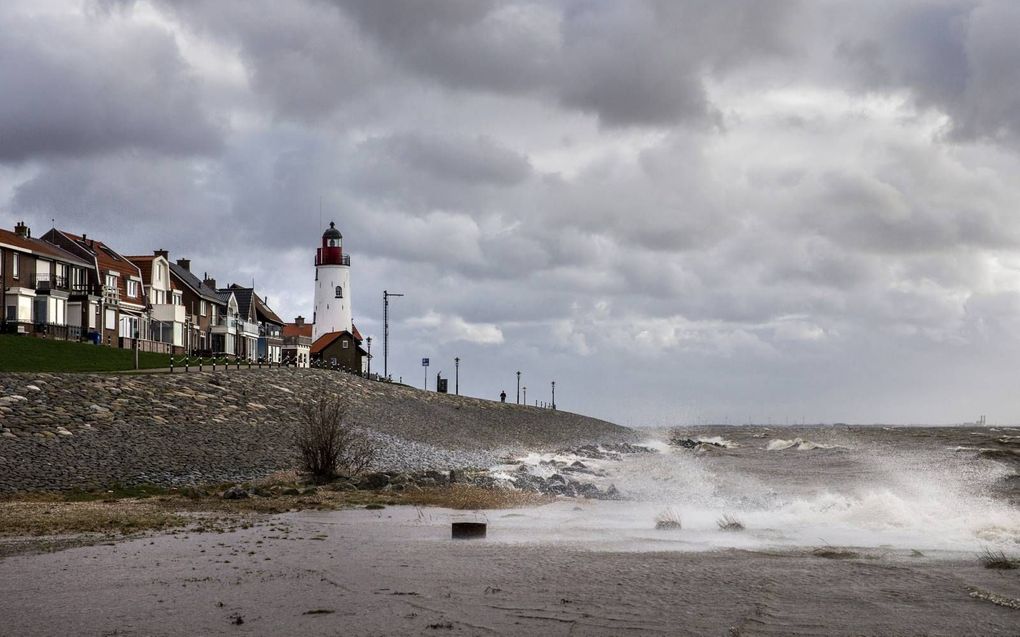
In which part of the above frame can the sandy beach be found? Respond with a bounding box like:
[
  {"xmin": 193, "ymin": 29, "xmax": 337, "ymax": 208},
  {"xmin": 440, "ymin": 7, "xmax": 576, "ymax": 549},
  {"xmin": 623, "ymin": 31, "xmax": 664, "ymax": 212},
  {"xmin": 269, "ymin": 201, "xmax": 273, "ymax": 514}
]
[{"xmin": 2, "ymin": 504, "xmax": 1019, "ymax": 636}]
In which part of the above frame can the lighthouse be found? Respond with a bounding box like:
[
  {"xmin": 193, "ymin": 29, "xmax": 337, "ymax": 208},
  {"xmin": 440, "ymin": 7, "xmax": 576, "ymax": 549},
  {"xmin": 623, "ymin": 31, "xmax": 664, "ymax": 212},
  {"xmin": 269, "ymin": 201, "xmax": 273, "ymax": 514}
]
[{"xmin": 312, "ymin": 221, "xmax": 352, "ymax": 342}]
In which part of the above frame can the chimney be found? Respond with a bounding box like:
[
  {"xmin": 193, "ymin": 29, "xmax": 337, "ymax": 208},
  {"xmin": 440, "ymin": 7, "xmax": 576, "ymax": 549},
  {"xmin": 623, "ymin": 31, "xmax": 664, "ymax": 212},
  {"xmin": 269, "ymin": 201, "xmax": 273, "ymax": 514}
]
[
  {"xmin": 154, "ymin": 249, "xmax": 169, "ymax": 259},
  {"xmin": 176, "ymin": 258, "xmax": 191, "ymax": 271},
  {"xmin": 203, "ymin": 275, "xmax": 217, "ymax": 290},
  {"xmin": 14, "ymin": 221, "xmax": 29, "ymax": 238},
  {"xmin": 294, "ymin": 316, "xmax": 305, "ymax": 327}
]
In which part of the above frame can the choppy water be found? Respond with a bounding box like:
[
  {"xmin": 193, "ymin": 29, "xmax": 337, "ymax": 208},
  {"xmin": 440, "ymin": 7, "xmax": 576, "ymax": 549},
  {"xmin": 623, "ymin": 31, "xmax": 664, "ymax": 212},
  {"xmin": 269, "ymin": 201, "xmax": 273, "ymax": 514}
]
[{"xmin": 490, "ymin": 426, "xmax": 1020, "ymax": 556}]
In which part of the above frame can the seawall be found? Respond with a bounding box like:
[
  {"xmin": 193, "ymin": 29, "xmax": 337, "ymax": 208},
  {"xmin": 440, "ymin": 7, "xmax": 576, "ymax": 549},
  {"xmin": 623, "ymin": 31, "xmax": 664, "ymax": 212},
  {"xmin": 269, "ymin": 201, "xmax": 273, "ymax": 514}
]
[{"xmin": 0, "ymin": 369, "xmax": 634, "ymax": 492}]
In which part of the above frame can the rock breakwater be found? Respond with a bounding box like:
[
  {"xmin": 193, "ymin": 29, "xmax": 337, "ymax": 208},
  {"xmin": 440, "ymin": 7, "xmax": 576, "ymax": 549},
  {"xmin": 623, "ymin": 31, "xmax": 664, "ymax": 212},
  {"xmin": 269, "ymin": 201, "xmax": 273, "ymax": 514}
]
[{"xmin": 0, "ymin": 369, "xmax": 633, "ymax": 492}]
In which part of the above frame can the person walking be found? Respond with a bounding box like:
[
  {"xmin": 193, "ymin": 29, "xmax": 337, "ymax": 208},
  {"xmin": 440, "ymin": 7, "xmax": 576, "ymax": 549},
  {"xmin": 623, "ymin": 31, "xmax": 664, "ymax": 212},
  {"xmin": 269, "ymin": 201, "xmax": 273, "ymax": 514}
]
[{"xmin": 500, "ymin": 390, "xmax": 507, "ymax": 403}]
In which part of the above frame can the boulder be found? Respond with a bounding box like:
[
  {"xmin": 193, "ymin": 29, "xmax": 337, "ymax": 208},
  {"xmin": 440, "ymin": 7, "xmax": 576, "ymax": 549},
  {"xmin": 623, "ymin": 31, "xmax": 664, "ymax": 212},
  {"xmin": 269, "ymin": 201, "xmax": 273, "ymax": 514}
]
[
  {"xmin": 222, "ymin": 486, "xmax": 249, "ymax": 500},
  {"xmin": 359, "ymin": 472, "xmax": 391, "ymax": 490}
]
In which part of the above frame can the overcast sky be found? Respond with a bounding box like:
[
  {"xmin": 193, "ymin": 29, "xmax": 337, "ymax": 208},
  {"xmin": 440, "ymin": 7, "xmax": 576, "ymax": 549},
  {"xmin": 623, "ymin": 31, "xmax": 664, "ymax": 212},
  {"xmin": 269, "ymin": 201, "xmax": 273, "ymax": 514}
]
[{"xmin": 3, "ymin": 0, "xmax": 1020, "ymax": 425}]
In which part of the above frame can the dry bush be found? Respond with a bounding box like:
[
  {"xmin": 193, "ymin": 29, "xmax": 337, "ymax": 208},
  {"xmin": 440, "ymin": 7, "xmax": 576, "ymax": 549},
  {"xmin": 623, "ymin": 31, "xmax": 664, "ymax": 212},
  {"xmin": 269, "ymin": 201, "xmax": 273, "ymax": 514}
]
[
  {"xmin": 716, "ymin": 514, "xmax": 745, "ymax": 531},
  {"xmin": 655, "ymin": 508, "xmax": 683, "ymax": 530},
  {"xmin": 296, "ymin": 395, "xmax": 377, "ymax": 482}
]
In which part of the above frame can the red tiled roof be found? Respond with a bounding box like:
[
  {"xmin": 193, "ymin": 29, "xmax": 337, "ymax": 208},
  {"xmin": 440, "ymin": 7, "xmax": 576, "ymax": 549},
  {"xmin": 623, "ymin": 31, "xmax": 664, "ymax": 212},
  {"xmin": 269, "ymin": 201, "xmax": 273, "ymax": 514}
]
[
  {"xmin": 352, "ymin": 324, "xmax": 364, "ymax": 342},
  {"xmin": 283, "ymin": 323, "xmax": 313, "ymax": 338},
  {"xmin": 54, "ymin": 229, "xmax": 145, "ymax": 308},
  {"xmin": 0, "ymin": 228, "xmax": 91, "ymax": 267},
  {"xmin": 310, "ymin": 331, "xmax": 345, "ymax": 355}
]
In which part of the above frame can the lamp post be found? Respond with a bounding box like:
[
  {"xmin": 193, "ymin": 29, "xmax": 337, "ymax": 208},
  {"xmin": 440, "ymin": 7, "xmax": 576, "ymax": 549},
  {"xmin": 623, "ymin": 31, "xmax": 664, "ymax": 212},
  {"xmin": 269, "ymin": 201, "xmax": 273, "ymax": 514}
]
[
  {"xmin": 454, "ymin": 357, "xmax": 460, "ymax": 395},
  {"xmin": 516, "ymin": 371, "xmax": 521, "ymax": 405},
  {"xmin": 366, "ymin": 336, "xmax": 372, "ymax": 376},
  {"xmin": 551, "ymin": 381, "xmax": 556, "ymax": 410},
  {"xmin": 523, "ymin": 386, "xmax": 526, "ymax": 405},
  {"xmin": 383, "ymin": 290, "xmax": 403, "ymax": 380}
]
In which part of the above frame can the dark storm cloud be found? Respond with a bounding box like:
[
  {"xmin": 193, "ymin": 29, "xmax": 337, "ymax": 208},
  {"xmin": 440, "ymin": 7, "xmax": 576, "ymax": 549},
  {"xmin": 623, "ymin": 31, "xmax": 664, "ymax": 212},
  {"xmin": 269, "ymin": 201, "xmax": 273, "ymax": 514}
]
[
  {"xmin": 834, "ymin": 0, "xmax": 1020, "ymax": 146},
  {"xmin": 0, "ymin": 6, "xmax": 222, "ymax": 162}
]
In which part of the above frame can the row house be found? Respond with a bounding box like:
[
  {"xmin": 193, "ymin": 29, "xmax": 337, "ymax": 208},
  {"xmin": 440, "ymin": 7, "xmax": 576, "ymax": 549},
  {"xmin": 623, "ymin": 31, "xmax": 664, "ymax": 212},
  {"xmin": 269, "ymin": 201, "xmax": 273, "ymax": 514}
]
[
  {"xmin": 253, "ymin": 292, "xmax": 285, "ymax": 363},
  {"xmin": 194, "ymin": 275, "xmax": 238, "ymax": 356},
  {"xmin": 220, "ymin": 284, "xmax": 284, "ymax": 362},
  {"xmin": 3, "ymin": 221, "xmax": 289, "ymax": 361},
  {"xmin": 168, "ymin": 258, "xmax": 227, "ymax": 355},
  {"xmin": 127, "ymin": 251, "xmax": 187, "ymax": 354},
  {"xmin": 1, "ymin": 222, "xmax": 92, "ymax": 340},
  {"xmin": 41, "ymin": 228, "xmax": 167, "ymax": 352}
]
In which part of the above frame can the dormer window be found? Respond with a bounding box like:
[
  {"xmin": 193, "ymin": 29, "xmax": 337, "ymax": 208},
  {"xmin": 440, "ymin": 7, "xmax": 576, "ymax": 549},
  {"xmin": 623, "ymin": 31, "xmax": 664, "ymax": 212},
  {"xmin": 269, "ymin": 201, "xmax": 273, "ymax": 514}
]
[{"xmin": 335, "ymin": 285, "xmax": 343, "ymax": 298}]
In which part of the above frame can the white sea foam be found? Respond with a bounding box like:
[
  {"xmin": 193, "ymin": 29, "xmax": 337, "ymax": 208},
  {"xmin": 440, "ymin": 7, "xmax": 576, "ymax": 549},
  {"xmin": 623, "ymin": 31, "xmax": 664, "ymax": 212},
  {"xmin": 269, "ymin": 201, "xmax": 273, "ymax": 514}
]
[
  {"xmin": 766, "ymin": 437, "xmax": 835, "ymax": 451},
  {"xmin": 482, "ymin": 435, "xmax": 1020, "ymax": 556}
]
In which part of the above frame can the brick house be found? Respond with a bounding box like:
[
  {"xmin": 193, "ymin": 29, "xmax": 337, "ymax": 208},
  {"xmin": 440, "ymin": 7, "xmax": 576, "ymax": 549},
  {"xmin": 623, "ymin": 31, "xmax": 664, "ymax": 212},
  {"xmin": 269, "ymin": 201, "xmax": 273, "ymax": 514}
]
[
  {"xmin": 1, "ymin": 222, "xmax": 93, "ymax": 340},
  {"xmin": 168, "ymin": 258, "xmax": 226, "ymax": 356},
  {"xmin": 309, "ymin": 324, "xmax": 368, "ymax": 372},
  {"xmin": 41, "ymin": 228, "xmax": 164, "ymax": 351}
]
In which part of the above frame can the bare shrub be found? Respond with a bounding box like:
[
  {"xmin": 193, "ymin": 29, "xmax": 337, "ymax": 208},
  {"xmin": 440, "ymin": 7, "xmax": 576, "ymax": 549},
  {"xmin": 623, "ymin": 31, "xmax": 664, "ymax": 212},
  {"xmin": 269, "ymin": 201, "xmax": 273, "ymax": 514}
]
[
  {"xmin": 716, "ymin": 514, "xmax": 745, "ymax": 531},
  {"xmin": 296, "ymin": 396, "xmax": 376, "ymax": 482}
]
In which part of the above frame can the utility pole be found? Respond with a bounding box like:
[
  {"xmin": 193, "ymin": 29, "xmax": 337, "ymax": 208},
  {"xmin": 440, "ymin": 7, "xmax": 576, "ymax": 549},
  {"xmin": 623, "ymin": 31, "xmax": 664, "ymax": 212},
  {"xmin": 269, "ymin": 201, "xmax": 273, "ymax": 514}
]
[
  {"xmin": 523, "ymin": 386, "xmax": 526, "ymax": 405},
  {"xmin": 454, "ymin": 357, "xmax": 460, "ymax": 395},
  {"xmin": 366, "ymin": 336, "xmax": 372, "ymax": 376},
  {"xmin": 551, "ymin": 380, "xmax": 556, "ymax": 410},
  {"xmin": 516, "ymin": 371, "xmax": 521, "ymax": 404},
  {"xmin": 383, "ymin": 290, "xmax": 403, "ymax": 380}
]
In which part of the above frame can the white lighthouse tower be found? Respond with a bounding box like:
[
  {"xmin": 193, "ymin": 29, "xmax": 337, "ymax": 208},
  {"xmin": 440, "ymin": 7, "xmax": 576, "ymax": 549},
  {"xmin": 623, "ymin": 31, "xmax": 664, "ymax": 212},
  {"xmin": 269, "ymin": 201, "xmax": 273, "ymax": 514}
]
[{"xmin": 313, "ymin": 221, "xmax": 352, "ymax": 341}]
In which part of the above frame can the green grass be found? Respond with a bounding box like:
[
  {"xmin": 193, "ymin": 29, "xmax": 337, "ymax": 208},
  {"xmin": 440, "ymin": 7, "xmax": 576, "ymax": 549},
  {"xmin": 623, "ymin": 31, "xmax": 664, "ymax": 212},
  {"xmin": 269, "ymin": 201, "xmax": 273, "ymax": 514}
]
[{"xmin": 0, "ymin": 335, "xmax": 169, "ymax": 372}]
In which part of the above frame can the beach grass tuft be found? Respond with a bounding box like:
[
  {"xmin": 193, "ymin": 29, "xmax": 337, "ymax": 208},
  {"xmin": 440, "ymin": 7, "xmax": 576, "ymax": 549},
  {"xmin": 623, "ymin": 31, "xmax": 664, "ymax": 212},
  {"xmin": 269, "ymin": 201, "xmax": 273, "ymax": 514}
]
[
  {"xmin": 979, "ymin": 548, "xmax": 1019, "ymax": 570},
  {"xmin": 716, "ymin": 514, "xmax": 745, "ymax": 531},
  {"xmin": 654, "ymin": 508, "xmax": 682, "ymax": 530}
]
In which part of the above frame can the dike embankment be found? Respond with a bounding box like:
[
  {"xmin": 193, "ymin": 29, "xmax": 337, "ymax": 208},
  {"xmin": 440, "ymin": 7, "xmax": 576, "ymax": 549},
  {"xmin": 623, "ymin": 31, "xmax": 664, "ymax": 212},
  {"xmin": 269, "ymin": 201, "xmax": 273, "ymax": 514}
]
[{"xmin": 0, "ymin": 369, "xmax": 634, "ymax": 492}]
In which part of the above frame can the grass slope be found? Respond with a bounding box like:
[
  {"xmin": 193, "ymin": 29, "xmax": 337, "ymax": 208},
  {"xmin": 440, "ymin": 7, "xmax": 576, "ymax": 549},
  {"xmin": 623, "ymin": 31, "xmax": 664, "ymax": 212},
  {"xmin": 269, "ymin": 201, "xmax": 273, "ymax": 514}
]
[{"xmin": 0, "ymin": 335, "xmax": 168, "ymax": 372}]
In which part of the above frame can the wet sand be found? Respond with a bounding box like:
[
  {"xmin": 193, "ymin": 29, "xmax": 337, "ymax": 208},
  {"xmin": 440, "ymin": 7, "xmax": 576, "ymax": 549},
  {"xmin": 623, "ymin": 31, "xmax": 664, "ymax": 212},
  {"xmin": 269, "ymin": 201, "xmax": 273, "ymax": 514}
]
[{"xmin": 2, "ymin": 505, "xmax": 1018, "ymax": 636}]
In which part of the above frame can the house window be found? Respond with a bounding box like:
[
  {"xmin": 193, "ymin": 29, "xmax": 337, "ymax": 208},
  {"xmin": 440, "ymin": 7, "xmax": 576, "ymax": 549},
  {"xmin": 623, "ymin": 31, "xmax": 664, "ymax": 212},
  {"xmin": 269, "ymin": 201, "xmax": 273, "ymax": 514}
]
[
  {"xmin": 127, "ymin": 280, "xmax": 139, "ymax": 298},
  {"xmin": 12, "ymin": 253, "xmax": 19, "ymax": 279},
  {"xmin": 342, "ymin": 339, "xmax": 349, "ymax": 349},
  {"xmin": 200, "ymin": 300, "xmax": 207, "ymax": 316},
  {"xmin": 335, "ymin": 285, "xmax": 343, "ymax": 298},
  {"xmin": 104, "ymin": 308, "xmax": 116, "ymax": 330},
  {"xmin": 105, "ymin": 274, "xmax": 117, "ymax": 289}
]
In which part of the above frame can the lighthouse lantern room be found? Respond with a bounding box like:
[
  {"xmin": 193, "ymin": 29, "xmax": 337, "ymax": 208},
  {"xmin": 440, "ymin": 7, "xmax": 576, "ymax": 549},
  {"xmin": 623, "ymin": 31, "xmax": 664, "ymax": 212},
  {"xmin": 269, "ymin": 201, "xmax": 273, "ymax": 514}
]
[{"xmin": 313, "ymin": 221, "xmax": 352, "ymax": 341}]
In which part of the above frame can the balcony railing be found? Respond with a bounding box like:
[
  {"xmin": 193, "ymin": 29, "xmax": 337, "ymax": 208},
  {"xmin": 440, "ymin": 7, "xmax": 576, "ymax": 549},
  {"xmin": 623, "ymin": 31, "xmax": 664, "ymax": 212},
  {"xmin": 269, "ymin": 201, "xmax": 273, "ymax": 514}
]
[
  {"xmin": 31, "ymin": 274, "xmax": 68, "ymax": 292},
  {"xmin": 259, "ymin": 324, "xmax": 282, "ymax": 338}
]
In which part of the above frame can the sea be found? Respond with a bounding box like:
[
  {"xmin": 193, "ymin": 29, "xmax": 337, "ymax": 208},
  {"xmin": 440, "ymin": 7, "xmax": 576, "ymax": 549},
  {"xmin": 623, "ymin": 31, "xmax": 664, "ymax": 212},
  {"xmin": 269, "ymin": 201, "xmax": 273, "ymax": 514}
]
[{"xmin": 487, "ymin": 425, "xmax": 1020, "ymax": 557}]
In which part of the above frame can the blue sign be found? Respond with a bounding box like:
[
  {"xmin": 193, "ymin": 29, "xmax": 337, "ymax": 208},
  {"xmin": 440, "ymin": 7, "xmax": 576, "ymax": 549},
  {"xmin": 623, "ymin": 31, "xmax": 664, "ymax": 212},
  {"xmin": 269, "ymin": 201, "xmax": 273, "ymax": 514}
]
[{"xmin": 422, "ymin": 358, "xmax": 430, "ymax": 367}]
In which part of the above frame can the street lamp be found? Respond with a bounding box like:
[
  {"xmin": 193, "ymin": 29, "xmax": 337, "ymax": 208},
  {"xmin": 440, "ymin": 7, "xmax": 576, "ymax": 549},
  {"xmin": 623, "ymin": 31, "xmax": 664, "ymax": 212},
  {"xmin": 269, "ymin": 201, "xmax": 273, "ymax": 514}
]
[
  {"xmin": 516, "ymin": 371, "xmax": 521, "ymax": 405},
  {"xmin": 551, "ymin": 381, "xmax": 556, "ymax": 410},
  {"xmin": 383, "ymin": 290, "xmax": 403, "ymax": 380},
  {"xmin": 454, "ymin": 357, "xmax": 460, "ymax": 395},
  {"xmin": 523, "ymin": 386, "xmax": 526, "ymax": 405},
  {"xmin": 366, "ymin": 336, "xmax": 372, "ymax": 376}
]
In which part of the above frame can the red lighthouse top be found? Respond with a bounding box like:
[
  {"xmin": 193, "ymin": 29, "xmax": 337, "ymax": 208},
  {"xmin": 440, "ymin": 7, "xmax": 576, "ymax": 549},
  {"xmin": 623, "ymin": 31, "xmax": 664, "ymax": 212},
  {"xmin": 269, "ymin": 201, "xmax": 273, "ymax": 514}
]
[{"xmin": 315, "ymin": 221, "xmax": 350, "ymax": 266}]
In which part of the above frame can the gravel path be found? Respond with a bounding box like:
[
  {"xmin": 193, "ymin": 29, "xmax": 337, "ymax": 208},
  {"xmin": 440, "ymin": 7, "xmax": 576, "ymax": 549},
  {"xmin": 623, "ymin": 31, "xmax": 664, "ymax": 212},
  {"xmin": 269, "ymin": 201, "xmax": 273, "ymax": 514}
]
[{"xmin": 0, "ymin": 369, "xmax": 634, "ymax": 491}]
